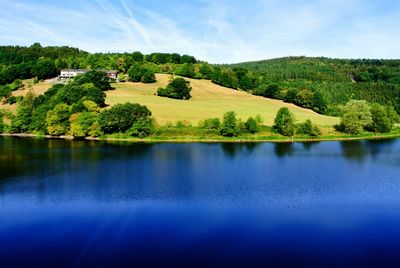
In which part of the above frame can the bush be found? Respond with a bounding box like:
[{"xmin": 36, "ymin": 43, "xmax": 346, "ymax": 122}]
[
  {"xmin": 244, "ymin": 117, "xmax": 259, "ymax": 134},
  {"xmin": 201, "ymin": 118, "xmax": 221, "ymax": 130},
  {"xmin": 220, "ymin": 111, "xmax": 238, "ymax": 137},
  {"xmin": 98, "ymin": 102, "xmax": 152, "ymax": 134},
  {"xmin": 157, "ymin": 78, "xmax": 192, "ymax": 100},
  {"xmin": 141, "ymin": 69, "xmax": 156, "ymax": 83},
  {"xmin": 128, "ymin": 117, "xmax": 154, "ymax": 138},
  {"xmin": 274, "ymin": 107, "xmax": 296, "ymax": 136},
  {"xmin": 297, "ymin": 119, "xmax": 321, "ymax": 136},
  {"xmin": 69, "ymin": 112, "xmax": 97, "ymax": 137}
]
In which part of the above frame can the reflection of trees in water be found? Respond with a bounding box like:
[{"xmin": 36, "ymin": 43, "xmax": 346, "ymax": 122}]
[
  {"xmin": 0, "ymin": 137, "xmax": 153, "ymax": 180},
  {"xmin": 340, "ymin": 139, "xmax": 397, "ymax": 162},
  {"xmin": 302, "ymin": 142, "xmax": 320, "ymax": 151},
  {"xmin": 221, "ymin": 143, "xmax": 261, "ymax": 157},
  {"xmin": 340, "ymin": 141, "xmax": 368, "ymax": 162},
  {"xmin": 274, "ymin": 143, "xmax": 294, "ymax": 158}
]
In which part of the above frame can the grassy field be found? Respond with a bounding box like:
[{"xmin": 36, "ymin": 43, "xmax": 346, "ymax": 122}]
[
  {"xmin": 106, "ymin": 74, "xmax": 339, "ymax": 126},
  {"xmin": 1, "ymin": 74, "xmax": 339, "ymax": 126}
]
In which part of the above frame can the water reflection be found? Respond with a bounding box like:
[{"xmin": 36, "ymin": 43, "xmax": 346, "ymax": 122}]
[{"xmin": 274, "ymin": 142, "xmax": 294, "ymax": 157}]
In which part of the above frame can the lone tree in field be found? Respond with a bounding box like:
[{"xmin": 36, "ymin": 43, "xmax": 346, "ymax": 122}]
[
  {"xmin": 339, "ymin": 100, "xmax": 372, "ymax": 134},
  {"xmin": 220, "ymin": 111, "xmax": 238, "ymax": 137},
  {"xmin": 157, "ymin": 78, "xmax": 192, "ymax": 100},
  {"xmin": 273, "ymin": 107, "xmax": 296, "ymax": 136}
]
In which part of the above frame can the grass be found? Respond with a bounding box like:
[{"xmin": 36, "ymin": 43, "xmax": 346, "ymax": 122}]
[
  {"xmin": 106, "ymin": 74, "xmax": 339, "ymax": 126},
  {"xmin": 2, "ymin": 75, "xmax": 338, "ymax": 126}
]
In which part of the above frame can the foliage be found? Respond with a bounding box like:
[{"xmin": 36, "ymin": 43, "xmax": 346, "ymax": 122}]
[
  {"xmin": 69, "ymin": 112, "xmax": 97, "ymax": 138},
  {"xmin": 297, "ymin": 119, "xmax": 321, "ymax": 136},
  {"xmin": 220, "ymin": 111, "xmax": 238, "ymax": 137},
  {"xmin": 46, "ymin": 103, "xmax": 71, "ymax": 135},
  {"xmin": 339, "ymin": 100, "xmax": 372, "ymax": 134},
  {"xmin": 73, "ymin": 70, "xmax": 112, "ymax": 91},
  {"xmin": 274, "ymin": 107, "xmax": 296, "ymax": 136},
  {"xmin": 128, "ymin": 117, "xmax": 154, "ymax": 138},
  {"xmin": 98, "ymin": 102, "xmax": 152, "ymax": 134},
  {"xmin": 157, "ymin": 78, "xmax": 192, "ymax": 100},
  {"xmin": 200, "ymin": 118, "xmax": 221, "ymax": 130},
  {"xmin": 366, "ymin": 104, "xmax": 394, "ymax": 133},
  {"xmin": 10, "ymin": 90, "xmax": 35, "ymax": 133},
  {"xmin": 244, "ymin": 117, "xmax": 259, "ymax": 134},
  {"xmin": 128, "ymin": 63, "xmax": 156, "ymax": 83}
]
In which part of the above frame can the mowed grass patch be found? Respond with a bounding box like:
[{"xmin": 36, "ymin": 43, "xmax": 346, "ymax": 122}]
[
  {"xmin": 106, "ymin": 74, "xmax": 339, "ymax": 126},
  {"xmin": 0, "ymin": 80, "xmax": 54, "ymax": 113}
]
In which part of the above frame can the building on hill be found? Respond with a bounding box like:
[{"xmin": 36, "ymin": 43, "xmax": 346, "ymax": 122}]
[
  {"xmin": 59, "ymin": 69, "xmax": 88, "ymax": 79},
  {"xmin": 104, "ymin": 70, "xmax": 118, "ymax": 80},
  {"xmin": 59, "ymin": 69, "xmax": 118, "ymax": 80}
]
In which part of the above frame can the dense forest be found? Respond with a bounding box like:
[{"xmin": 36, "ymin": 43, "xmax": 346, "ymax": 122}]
[{"xmin": 1, "ymin": 44, "xmax": 400, "ymax": 118}]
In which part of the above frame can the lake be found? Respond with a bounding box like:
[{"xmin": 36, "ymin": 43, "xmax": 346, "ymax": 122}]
[{"xmin": 1, "ymin": 137, "xmax": 400, "ymax": 267}]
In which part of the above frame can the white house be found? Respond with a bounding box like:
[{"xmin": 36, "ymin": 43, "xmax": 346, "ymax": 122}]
[{"xmin": 59, "ymin": 69, "xmax": 88, "ymax": 79}]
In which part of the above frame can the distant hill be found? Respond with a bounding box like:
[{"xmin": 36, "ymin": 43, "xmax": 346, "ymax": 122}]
[{"xmin": 223, "ymin": 57, "xmax": 400, "ymax": 115}]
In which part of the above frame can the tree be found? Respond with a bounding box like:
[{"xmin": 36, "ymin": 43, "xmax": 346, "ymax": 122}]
[
  {"xmin": 98, "ymin": 102, "xmax": 152, "ymax": 133},
  {"xmin": 32, "ymin": 59, "xmax": 57, "ymax": 80},
  {"xmin": 220, "ymin": 111, "xmax": 238, "ymax": 137},
  {"xmin": 244, "ymin": 117, "xmax": 259, "ymax": 134},
  {"xmin": 11, "ymin": 90, "xmax": 35, "ymax": 133},
  {"xmin": 157, "ymin": 78, "xmax": 192, "ymax": 100},
  {"xmin": 141, "ymin": 69, "xmax": 156, "ymax": 83},
  {"xmin": 69, "ymin": 112, "xmax": 97, "ymax": 137},
  {"xmin": 274, "ymin": 107, "xmax": 296, "ymax": 136},
  {"xmin": 366, "ymin": 104, "xmax": 393, "ymax": 133},
  {"xmin": 201, "ymin": 118, "xmax": 221, "ymax": 130},
  {"xmin": 0, "ymin": 110, "xmax": 4, "ymax": 133},
  {"xmin": 297, "ymin": 119, "xmax": 321, "ymax": 136},
  {"xmin": 175, "ymin": 63, "xmax": 196, "ymax": 78},
  {"xmin": 73, "ymin": 70, "xmax": 112, "ymax": 91},
  {"xmin": 340, "ymin": 100, "xmax": 372, "ymax": 134},
  {"xmin": 46, "ymin": 103, "xmax": 71, "ymax": 135}
]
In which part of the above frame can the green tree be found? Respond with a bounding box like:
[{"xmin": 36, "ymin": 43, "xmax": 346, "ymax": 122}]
[
  {"xmin": 244, "ymin": 117, "xmax": 259, "ymax": 134},
  {"xmin": 220, "ymin": 111, "xmax": 238, "ymax": 137},
  {"xmin": 74, "ymin": 70, "xmax": 112, "ymax": 91},
  {"xmin": 297, "ymin": 119, "xmax": 321, "ymax": 136},
  {"xmin": 201, "ymin": 118, "xmax": 221, "ymax": 130},
  {"xmin": 367, "ymin": 104, "xmax": 393, "ymax": 133},
  {"xmin": 32, "ymin": 59, "xmax": 57, "ymax": 80},
  {"xmin": 127, "ymin": 63, "xmax": 145, "ymax": 82},
  {"xmin": 46, "ymin": 103, "xmax": 71, "ymax": 135},
  {"xmin": 340, "ymin": 100, "xmax": 372, "ymax": 134},
  {"xmin": 274, "ymin": 107, "xmax": 296, "ymax": 136},
  {"xmin": 157, "ymin": 78, "xmax": 192, "ymax": 100},
  {"xmin": 11, "ymin": 90, "xmax": 35, "ymax": 133},
  {"xmin": 141, "ymin": 69, "xmax": 156, "ymax": 83},
  {"xmin": 98, "ymin": 102, "xmax": 152, "ymax": 133},
  {"xmin": 128, "ymin": 117, "xmax": 154, "ymax": 138}
]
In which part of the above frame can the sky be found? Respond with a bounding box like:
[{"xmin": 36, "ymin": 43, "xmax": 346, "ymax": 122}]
[{"xmin": 0, "ymin": 0, "xmax": 399, "ymax": 63}]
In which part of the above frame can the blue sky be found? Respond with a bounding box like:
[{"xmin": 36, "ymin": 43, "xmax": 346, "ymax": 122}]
[{"xmin": 0, "ymin": 0, "xmax": 399, "ymax": 63}]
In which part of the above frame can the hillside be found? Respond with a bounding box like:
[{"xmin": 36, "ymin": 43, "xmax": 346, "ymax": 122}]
[
  {"xmin": 224, "ymin": 57, "xmax": 400, "ymax": 115},
  {"xmin": 1, "ymin": 74, "xmax": 338, "ymax": 126},
  {"xmin": 107, "ymin": 74, "xmax": 338, "ymax": 125}
]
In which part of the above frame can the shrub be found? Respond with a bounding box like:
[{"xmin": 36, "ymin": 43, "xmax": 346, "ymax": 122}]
[
  {"xmin": 128, "ymin": 117, "xmax": 154, "ymax": 138},
  {"xmin": 201, "ymin": 118, "xmax": 221, "ymax": 130},
  {"xmin": 297, "ymin": 119, "xmax": 321, "ymax": 136},
  {"xmin": 141, "ymin": 69, "xmax": 156, "ymax": 83}
]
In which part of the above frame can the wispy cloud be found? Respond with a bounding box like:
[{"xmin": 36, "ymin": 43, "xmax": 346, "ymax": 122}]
[{"xmin": 0, "ymin": 0, "xmax": 399, "ymax": 63}]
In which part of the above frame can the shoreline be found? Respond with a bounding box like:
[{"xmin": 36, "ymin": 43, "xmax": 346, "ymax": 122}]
[{"xmin": 2, "ymin": 132, "xmax": 400, "ymax": 143}]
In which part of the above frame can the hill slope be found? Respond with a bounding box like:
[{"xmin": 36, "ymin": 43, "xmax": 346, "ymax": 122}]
[{"xmin": 106, "ymin": 74, "xmax": 338, "ymax": 126}]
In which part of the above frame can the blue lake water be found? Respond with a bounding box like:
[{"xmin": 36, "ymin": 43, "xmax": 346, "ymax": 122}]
[{"xmin": 1, "ymin": 137, "xmax": 400, "ymax": 267}]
